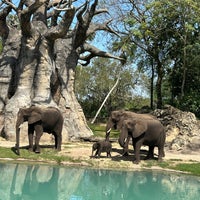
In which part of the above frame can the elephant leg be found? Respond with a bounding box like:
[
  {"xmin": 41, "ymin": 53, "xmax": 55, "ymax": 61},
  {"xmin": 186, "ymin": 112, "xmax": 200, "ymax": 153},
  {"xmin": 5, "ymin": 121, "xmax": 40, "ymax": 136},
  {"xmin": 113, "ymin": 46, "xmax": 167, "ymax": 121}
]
[
  {"xmin": 54, "ymin": 133, "xmax": 62, "ymax": 151},
  {"xmin": 97, "ymin": 148, "xmax": 102, "ymax": 158},
  {"xmin": 134, "ymin": 140, "xmax": 143, "ymax": 164},
  {"xmin": 145, "ymin": 146, "xmax": 154, "ymax": 160},
  {"xmin": 94, "ymin": 150, "xmax": 98, "ymax": 158},
  {"xmin": 34, "ymin": 124, "xmax": 43, "ymax": 153},
  {"xmin": 53, "ymin": 134, "xmax": 57, "ymax": 149},
  {"xmin": 132, "ymin": 139, "xmax": 136, "ymax": 154},
  {"xmin": 158, "ymin": 146, "xmax": 165, "ymax": 161},
  {"xmin": 161, "ymin": 149, "xmax": 165, "ymax": 157},
  {"xmin": 107, "ymin": 151, "xmax": 111, "ymax": 158},
  {"xmin": 123, "ymin": 135, "xmax": 131, "ymax": 156},
  {"xmin": 28, "ymin": 125, "xmax": 34, "ymax": 152}
]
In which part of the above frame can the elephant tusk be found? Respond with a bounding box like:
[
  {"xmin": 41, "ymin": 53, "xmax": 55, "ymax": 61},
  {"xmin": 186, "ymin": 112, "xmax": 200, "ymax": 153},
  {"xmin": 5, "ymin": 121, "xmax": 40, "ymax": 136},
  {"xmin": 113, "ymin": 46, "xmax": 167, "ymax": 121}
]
[
  {"xmin": 106, "ymin": 128, "xmax": 111, "ymax": 134},
  {"xmin": 124, "ymin": 138, "xmax": 127, "ymax": 146}
]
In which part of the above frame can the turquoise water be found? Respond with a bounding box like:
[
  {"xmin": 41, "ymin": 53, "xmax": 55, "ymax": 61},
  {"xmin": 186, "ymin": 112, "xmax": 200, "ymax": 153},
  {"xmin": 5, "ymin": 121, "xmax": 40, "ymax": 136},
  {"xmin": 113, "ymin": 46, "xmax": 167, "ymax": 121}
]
[{"xmin": 0, "ymin": 163, "xmax": 199, "ymax": 200}]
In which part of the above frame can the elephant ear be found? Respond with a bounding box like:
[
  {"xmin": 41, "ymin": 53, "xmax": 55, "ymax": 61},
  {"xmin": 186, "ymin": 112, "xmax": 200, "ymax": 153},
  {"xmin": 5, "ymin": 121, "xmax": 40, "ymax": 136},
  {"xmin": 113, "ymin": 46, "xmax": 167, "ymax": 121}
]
[
  {"xmin": 132, "ymin": 120, "xmax": 148, "ymax": 138},
  {"xmin": 28, "ymin": 111, "xmax": 42, "ymax": 124},
  {"xmin": 117, "ymin": 115, "xmax": 126, "ymax": 129}
]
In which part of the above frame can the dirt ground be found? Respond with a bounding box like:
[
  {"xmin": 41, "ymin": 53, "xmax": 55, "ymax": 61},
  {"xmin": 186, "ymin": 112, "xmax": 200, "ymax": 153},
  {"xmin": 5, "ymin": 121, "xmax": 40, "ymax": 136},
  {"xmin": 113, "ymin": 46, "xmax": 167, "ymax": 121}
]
[
  {"xmin": 61, "ymin": 141, "xmax": 200, "ymax": 170},
  {"xmin": 1, "ymin": 137, "xmax": 199, "ymax": 171}
]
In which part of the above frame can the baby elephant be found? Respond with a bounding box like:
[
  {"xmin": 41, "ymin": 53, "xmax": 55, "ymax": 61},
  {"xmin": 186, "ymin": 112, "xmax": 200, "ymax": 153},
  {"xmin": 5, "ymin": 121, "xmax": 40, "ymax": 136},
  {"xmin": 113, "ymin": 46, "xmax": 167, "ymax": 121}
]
[{"xmin": 92, "ymin": 140, "xmax": 112, "ymax": 158}]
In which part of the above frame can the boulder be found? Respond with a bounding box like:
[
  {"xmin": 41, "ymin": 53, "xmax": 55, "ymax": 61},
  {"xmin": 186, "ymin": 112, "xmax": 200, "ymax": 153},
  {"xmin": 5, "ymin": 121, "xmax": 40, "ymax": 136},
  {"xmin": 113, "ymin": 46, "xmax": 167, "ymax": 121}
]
[{"xmin": 152, "ymin": 105, "xmax": 200, "ymax": 152}]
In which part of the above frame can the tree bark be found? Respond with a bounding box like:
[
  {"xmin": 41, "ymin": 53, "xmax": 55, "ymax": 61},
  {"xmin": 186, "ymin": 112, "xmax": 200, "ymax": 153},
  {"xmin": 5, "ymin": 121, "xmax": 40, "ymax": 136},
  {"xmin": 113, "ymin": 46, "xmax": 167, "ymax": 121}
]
[
  {"xmin": 0, "ymin": 1, "xmax": 123, "ymax": 141},
  {"xmin": 150, "ymin": 59, "xmax": 154, "ymax": 109},
  {"xmin": 156, "ymin": 61, "xmax": 163, "ymax": 109}
]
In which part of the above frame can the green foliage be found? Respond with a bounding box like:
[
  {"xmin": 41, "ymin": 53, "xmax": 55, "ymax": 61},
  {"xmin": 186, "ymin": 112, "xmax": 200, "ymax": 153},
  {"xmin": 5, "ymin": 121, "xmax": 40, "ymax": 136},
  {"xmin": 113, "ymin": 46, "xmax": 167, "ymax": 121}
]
[
  {"xmin": 110, "ymin": 0, "xmax": 200, "ymax": 113},
  {"xmin": 177, "ymin": 92, "xmax": 200, "ymax": 117},
  {"xmin": 75, "ymin": 58, "xmax": 148, "ymax": 119}
]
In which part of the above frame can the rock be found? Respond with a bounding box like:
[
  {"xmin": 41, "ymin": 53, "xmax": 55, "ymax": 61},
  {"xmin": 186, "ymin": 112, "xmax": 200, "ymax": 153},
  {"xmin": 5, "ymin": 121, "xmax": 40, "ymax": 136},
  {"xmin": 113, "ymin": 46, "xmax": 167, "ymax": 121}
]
[
  {"xmin": 187, "ymin": 136, "xmax": 200, "ymax": 151},
  {"xmin": 152, "ymin": 105, "xmax": 200, "ymax": 152}
]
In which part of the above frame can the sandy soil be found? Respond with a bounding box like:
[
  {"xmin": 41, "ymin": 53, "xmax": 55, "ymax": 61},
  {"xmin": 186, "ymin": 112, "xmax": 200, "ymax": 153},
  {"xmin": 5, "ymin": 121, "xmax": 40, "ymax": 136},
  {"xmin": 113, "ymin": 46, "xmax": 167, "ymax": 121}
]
[{"xmin": 0, "ymin": 137, "xmax": 199, "ymax": 171}]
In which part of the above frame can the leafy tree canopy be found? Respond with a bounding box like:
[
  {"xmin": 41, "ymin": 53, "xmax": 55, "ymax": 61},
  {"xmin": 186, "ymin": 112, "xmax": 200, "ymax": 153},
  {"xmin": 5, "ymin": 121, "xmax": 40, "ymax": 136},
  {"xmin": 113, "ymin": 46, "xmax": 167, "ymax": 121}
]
[
  {"xmin": 103, "ymin": 0, "xmax": 200, "ymax": 116},
  {"xmin": 75, "ymin": 57, "xmax": 149, "ymax": 120}
]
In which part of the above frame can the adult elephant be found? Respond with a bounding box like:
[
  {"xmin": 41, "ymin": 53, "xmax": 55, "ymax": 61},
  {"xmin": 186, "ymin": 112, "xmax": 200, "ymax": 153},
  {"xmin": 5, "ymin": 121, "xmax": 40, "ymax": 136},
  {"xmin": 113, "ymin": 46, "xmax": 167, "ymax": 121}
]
[
  {"xmin": 105, "ymin": 110, "xmax": 156, "ymax": 156},
  {"xmin": 15, "ymin": 106, "xmax": 64, "ymax": 155},
  {"xmin": 119, "ymin": 118, "xmax": 166, "ymax": 163}
]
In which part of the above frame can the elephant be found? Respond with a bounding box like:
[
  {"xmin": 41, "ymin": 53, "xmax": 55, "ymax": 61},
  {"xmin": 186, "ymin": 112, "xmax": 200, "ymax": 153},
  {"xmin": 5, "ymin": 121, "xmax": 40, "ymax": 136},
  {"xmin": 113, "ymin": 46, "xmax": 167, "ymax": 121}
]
[
  {"xmin": 15, "ymin": 106, "xmax": 64, "ymax": 155},
  {"xmin": 105, "ymin": 110, "xmax": 157, "ymax": 156},
  {"xmin": 119, "ymin": 118, "xmax": 166, "ymax": 163},
  {"xmin": 92, "ymin": 140, "xmax": 112, "ymax": 158}
]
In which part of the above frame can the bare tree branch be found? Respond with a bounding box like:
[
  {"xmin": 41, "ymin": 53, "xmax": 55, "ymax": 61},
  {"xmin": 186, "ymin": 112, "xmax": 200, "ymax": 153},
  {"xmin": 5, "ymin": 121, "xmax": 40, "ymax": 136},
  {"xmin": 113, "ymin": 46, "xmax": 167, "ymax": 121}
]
[
  {"xmin": 46, "ymin": 6, "xmax": 75, "ymax": 40},
  {"xmin": 94, "ymin": 8, "xmax": 108, "ymax": 15},
  {"xmin": 17, "ymin": 0, "xmax": 48, "ymax": 36},
  {"xmin": 79, "ymin": 43, "xmax": 124, "ymax": 65},
  {"xmin": 0, "ymin": 5, "xmax": 12, "ymax": 43},
  {"xmin": 87, "ymin": 20, "xmax": 120, "ymax": 37},
  {"xmin": 52, "ymin": 0, "xmax": 74, "ymax": 11},
  {"xmin": 2, "ymin": 0, "xmax": 17, "ymax": 11},
  {"xmin": 74, "ymin": 0, "xmax": 96, "ymax": 48}
]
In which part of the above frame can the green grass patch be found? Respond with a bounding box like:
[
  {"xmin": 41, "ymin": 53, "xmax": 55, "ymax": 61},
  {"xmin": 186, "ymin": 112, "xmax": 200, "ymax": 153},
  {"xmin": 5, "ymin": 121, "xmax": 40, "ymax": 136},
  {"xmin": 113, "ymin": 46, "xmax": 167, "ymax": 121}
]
[
  {"xmin": 172, "ymin": 163, "xmax": 200, "ymax": 176},
  {"xmin": 89, "ymin": 123, "xmax": 105, "ymax": 137},
  {"xmin": 142, "ymin": 159, "xmax": 200, "ymax": 176},
  {"xmin": 142, "ymin": 160, "xmax": 170, "ymax": 168},
  {"xmin": 88, "ymin": 123, "xmax": 119, "ymax": 138},
  {"xmin": 0, "ymin": 146, "xmax": 82, "ymax": 165},
  {"xmin": 0, "ymin": 146, "xmax": 19, "ymax": 159}
]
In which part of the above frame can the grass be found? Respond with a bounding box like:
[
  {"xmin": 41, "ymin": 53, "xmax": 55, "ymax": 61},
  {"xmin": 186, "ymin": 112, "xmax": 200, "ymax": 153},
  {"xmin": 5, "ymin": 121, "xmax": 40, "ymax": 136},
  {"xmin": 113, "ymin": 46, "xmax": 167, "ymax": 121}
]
[
  {"xmin": 142, "ymin": 159, "xmax": 200, "ymax": 176},
  {"xmin": 0, "ymin": 146, "xmax": 83, "ymax": 165},
  {"xmin": 88, "ymin": 123, "xmax": 119, "ymax": 138},
  {"xmin": 171, "ymin": 163, "xmax": 200, "ymax": 175},
  {"xmin": 0, "ymin": 124, "xmax": 199, "ymax": 176},
  {"xmin": 0, "ymin": 145, "xmax": 200, "ymax": 176}
]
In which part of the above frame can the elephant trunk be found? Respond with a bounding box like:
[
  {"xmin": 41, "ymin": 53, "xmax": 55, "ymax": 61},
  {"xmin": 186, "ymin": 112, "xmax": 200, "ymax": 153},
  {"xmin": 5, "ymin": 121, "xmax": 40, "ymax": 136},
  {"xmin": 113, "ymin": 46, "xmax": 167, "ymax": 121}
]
[
  {"xmin": 118, "ymin": 125, "xmax": 128, "ymax": 147},
  {"xmin": 118, "ymin": 135, "xmax": 126, "ymax": 147},
  {"xmin": 105, "ymin": 123, "xmax": 112, "ymax": 140}
]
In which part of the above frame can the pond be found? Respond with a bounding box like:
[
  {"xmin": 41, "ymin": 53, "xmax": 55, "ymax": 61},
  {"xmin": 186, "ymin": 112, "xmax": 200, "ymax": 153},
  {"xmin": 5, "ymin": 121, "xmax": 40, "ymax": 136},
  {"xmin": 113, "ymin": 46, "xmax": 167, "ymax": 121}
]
[{"xmin": 0, "ymin": 162, "xmax": 199, "ymax": 200}]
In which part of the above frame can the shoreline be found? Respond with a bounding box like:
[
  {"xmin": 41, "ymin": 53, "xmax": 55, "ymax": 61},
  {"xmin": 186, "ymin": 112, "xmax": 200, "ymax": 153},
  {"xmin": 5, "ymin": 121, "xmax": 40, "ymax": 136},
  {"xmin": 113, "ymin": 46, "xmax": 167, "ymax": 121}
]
[{"xmin": 0, "ymin": 139, "xmax": 199, "ymax": 175}]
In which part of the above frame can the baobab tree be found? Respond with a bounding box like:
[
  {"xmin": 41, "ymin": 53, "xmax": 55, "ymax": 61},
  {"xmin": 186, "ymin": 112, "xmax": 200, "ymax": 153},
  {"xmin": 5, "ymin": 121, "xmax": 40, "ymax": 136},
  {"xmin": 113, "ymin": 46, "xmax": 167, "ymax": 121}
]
[{"xmin": 0, "ymin": 0, "xmax": 123, "ymax": 141}]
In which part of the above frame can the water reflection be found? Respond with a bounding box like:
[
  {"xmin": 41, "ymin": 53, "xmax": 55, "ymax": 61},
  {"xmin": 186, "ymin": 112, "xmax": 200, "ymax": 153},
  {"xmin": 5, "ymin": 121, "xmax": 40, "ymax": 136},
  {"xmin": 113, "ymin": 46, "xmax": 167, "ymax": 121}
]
[{"xmin": 0, "ymin": 163, "xmax": 199, "ymax": 200}]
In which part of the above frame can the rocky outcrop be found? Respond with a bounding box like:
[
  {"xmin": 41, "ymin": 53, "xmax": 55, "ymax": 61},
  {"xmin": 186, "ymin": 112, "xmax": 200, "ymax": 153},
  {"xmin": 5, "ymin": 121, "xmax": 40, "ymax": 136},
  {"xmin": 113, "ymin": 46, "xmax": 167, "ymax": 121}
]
[{"xmin": 152, "ymin": 105, "xmax": 200, "ymax": 152}]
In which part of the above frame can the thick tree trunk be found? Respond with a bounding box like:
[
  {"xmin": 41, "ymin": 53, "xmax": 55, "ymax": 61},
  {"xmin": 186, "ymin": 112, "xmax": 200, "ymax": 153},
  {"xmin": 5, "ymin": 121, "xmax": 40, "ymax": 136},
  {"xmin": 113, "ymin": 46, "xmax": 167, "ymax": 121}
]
[
  {"xmin": 54, "ymin": 38, "xmax": 91, "ymax": 139},
  {"xmin": 0, "ymin": 0, "xmax": 122, "ymax": 142},
  {"xmin": 150, "ymin": 59, "xmax": 154, "ymax": 109},
  {"xmin": 156, "ymin": 61, "xmax": 163, "ymax": 109},
  {"xmin": 0, "ymin": 27, "xmax": 21, "ymax": 139},
  {"xmin": 0, "ymin": 25, "xmax": 92, "ymax": 142}
]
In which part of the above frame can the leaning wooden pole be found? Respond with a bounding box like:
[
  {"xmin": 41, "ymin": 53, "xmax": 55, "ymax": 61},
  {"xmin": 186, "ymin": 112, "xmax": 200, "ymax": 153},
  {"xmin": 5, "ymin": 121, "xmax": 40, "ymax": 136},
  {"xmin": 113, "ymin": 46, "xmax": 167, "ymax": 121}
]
[{"xmin": 91, "ymin": 76, "xmax": 120, "ymax": 124}]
